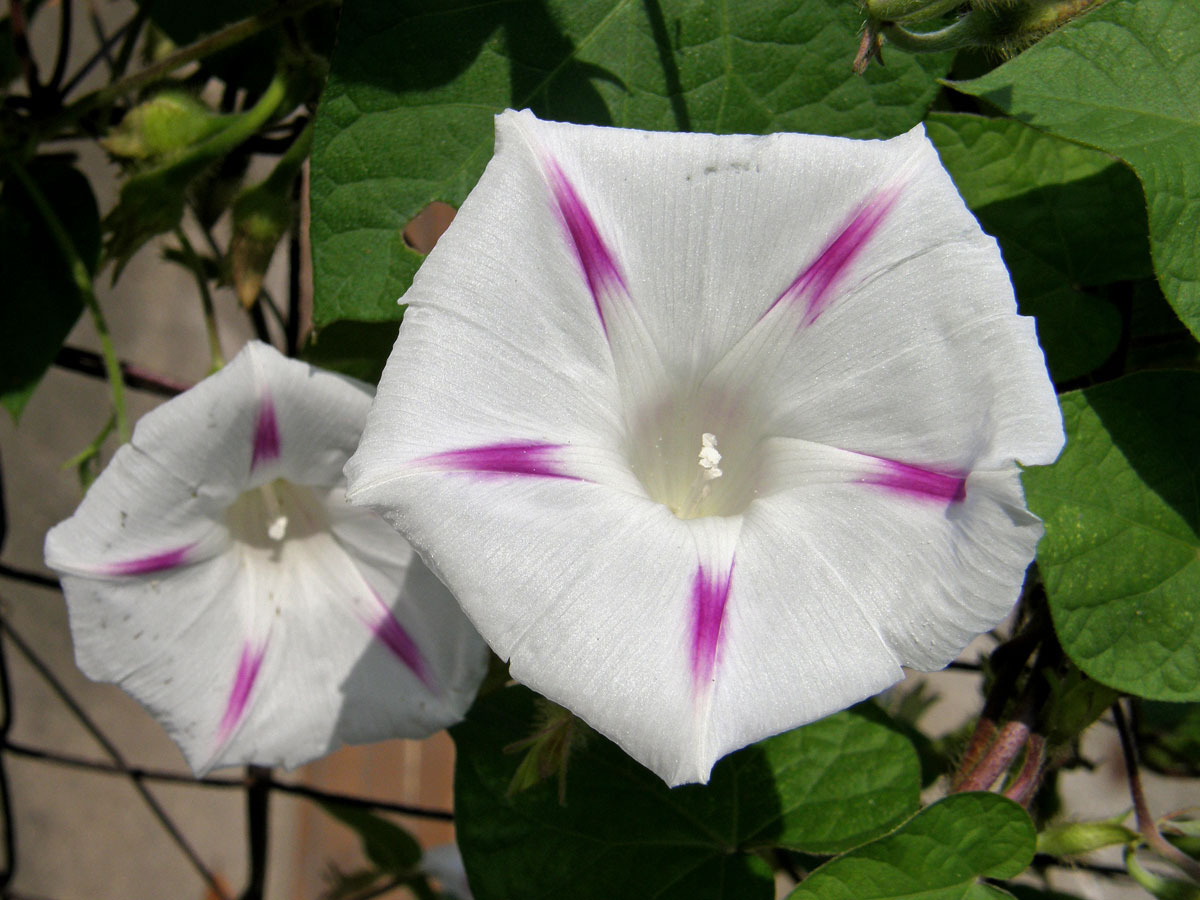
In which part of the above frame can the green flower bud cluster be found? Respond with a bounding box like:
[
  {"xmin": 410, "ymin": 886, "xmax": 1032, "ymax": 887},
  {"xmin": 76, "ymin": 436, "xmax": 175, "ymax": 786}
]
[{"xmin": 856, "ymin": 0, "xmax": 1106, "ymax": 71}]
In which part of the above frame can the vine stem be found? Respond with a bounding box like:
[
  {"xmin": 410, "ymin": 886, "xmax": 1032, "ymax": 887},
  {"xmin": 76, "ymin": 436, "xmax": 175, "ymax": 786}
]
[
  {"xmin": 1003, "ymin": 732, "xmax": 1046, "ymax": 807},
  {"xmin": 951, "ymin": 617, "xmax": 1041, "ymax": 791},
  {"xmin": 175, "ymin": 227, "xmax": 225, "ymax": 371},
  {"xmin": 1113, "ymin": 700, "xmax": 1200, "ymax": 884},
  {"xmin": 6, "ymin": 159, "xmax": 131, "ymax": 442},
  {"xmin": 41, "ymin": 0, "xmax": 332, "ymax": 137}
]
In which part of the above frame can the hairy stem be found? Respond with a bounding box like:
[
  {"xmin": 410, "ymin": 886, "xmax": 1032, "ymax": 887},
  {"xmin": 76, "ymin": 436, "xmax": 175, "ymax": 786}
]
[
  {"xmin": 1003, "ymin": 732, "xmax": 1047, "ymax": 808},
  {"xmin": 1113, "ymin": 701, "xmax": 1200, "ymax": 885}
]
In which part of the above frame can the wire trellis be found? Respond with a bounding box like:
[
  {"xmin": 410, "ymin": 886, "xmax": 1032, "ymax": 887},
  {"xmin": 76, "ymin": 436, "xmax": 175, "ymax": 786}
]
[{"xmin": 0, "ymin": 498, "xmax": 453, "ymax": 900}]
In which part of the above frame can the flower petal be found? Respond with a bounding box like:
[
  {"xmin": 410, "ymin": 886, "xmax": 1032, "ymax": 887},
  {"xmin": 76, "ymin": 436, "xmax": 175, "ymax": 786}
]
[
  {"xmin": 47, "ymin": 343, "xmax": 488, "ymax": 773},
  {"xmin": 215, "ymin": 639, "xmax": 269, "ymax": 748},
  {"xmin": 207, "ymin": 509, "xmax": 486, "ymax": 771},
  {"xmin": 704, "ymin": 131, "xmax": 1062, "ymax": 472},
  {"xmin": 516, "ymin": 113, "xmax": 938, "ymax": 382},
  {"xmin": 249, "ymin": 390, "xmax": 282, "ymax": 472},
  {"xmin": 349, "ymin": 112, "xmax": 1062, "ymax": 786},
  {"xmin": 412, "ymin": 441, "xmax": 582, "ymax": 481},
  {"xmin": 123, "ymin": 341, "xmax": 374, "ymax": 496},
  {"xmin": 353, "ymin": 466, "xmax": 748, "ymax": 785},
  {"xmin": 44, "ymin": 441, "xmax": 230, "ymax": 580}
]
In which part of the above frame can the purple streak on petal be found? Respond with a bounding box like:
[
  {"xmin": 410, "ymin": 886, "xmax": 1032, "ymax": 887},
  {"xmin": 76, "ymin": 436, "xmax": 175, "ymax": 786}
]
[
  {"xmin": 250, "ymin": 392, "xmax": 281, "ymax": 471},
  {"xmin": 103, "ymin": 544, "xmax": 194, "ymax": 576},
  {"xmin": 766, "ymin": 185, "xmax": 901, "ymax": 327},
  {"xmin": 418, "ymin": 441, "xmax": 582, "ymax": 481},
  {"xmin": 215, "ymin": 640, "xmax": 267, "ymax": 747},
  {"xmin": 861, "ymin": 456, "xmax": 967, "ymax": 504},
  {"xmin": 690, "ymin": 558, "xmax": 735, "ymax": 691},
  {"xmin": 545, "ymin": 159, "xmax": 627, "ymax": 336},
  {"xmin": 367, "ymin": 589, "xmax": 435, "ymax": 690}
]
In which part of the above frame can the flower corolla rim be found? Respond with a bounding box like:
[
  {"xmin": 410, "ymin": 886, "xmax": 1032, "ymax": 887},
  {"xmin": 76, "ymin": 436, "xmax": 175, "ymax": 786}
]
[
  {"xmin": 347, "ymin": 110, "xmax": 1064, "ymax": 786},
  {"xmin": 45, "ymin": 341, "xmax": 489, "ymax": 773}
]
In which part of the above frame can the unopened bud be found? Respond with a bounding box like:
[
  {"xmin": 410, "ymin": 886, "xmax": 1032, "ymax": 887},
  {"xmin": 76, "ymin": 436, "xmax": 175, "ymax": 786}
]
[{"xmin": 101, "ymin": 91, "xmax": 224, "ymax": 161}]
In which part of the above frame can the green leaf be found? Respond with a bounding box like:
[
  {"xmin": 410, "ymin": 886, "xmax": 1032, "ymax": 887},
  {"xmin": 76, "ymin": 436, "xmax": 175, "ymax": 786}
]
[
  {"xmin": 0, "ymin": 159, "xmax": 100, "ymax": 419},
  {"xmin": 1040, "ymin": 664, "xmax": 1120, "ymax": 746},
  {"xmin": 925, "ymin": 112, "xmax": 1149, "ymax": 381},
  {"xmin": 1136, "ymin": 700, "xmax": 1200, "ymax": 777},
  {"xmin": 1023, "ymin": 372, "xmax": 1200, "ymax": 701},
  {"xmin": 964, "ymin": 886, "xmax": 1017, "ymax": 900},
  {"xmin": 310, "ymin": 0, "xmax": 950, "ymax": 327},
  {"xmin": 299, "ymin": 319, "xmax": 401, "ymax": 384},
  {"xmin": 788, "ymin": 793, "xmax": 1036, "ymax": 900},
  {"xmin": 452, "ymin": 686, "xmax": 920, "ymax": 900},
  {"xmin": 316, "ymin": 800, "xmax": 422, "ymax": 875},
  {"xmin": 951, "ymin": 0, "xmax": 1200, "ymax": 339}
]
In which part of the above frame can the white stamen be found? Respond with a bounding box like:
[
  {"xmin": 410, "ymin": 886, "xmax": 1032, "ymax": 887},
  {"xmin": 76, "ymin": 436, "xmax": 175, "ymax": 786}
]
[
  {"xmin": 675, "ymin": 434, "xmax": 725, "ymax": 519},
  {"xmin": 267, "ymin": 515, "xmax": 288, "ymax": 542},
  {"xmin": 697, "ymin": 433, "xmax": 723, "ymax": 480},
  {"xmin": 260, "ymin": 483, "xmax": 289, "ymax": 542}
]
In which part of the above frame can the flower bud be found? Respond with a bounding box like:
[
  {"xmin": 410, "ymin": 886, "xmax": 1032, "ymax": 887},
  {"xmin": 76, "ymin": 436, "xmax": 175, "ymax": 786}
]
[
  {"xmin": 101, "ymin": 91, "xmax": 225, "ymax": 162},
  {"xmin": 1038, "ymin": 819, "xmax": 1137, "ymax": 858}
]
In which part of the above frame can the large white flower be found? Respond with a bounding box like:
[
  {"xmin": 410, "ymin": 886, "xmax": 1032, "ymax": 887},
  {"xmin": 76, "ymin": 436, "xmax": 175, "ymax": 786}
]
[
  {"xmin": 346, "ymin": 110, "xmax": 1063, "ymax": 786},
  {"xmin": 45, "ymin": 342, "xmax": 489, "ymax": 773}
]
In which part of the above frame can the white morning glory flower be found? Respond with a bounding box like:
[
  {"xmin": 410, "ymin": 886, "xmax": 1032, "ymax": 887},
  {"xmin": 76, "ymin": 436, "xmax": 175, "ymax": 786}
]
[
  {"xmin": 346, "ymin": 110, "xmax": 1064, "ymax": 786},
  {"xmin": 44, "ymin": 342, "xmax": 489, "ymax": 774}
]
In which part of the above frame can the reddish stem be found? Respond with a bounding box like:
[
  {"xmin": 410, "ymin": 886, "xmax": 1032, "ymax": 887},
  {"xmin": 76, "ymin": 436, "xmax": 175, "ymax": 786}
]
[{"xmin": 1003, "ymin": 732, "xmax": 1046, "ymax": 808}]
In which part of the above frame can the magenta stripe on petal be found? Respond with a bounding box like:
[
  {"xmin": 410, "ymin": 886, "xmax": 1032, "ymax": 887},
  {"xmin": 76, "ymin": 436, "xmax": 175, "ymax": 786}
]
[
  {"xmin": 368, "ymin": 590, "xmax": 434, "ymax": 689},
  {"xmin": 767, "ymin": 186, "xmax": 901, "ymax": 326},
  {"xmin": 250, "ymin": 392, "xmax": 281, "ymax": 471},
  {"xmin": 418, "ymin": 441, "xmax": 580, "ymax": 480},
  {"xmin": 862, "ymin": 457, "xmax": 967, "ymax": 504},
  {"xmin": 215, "ymin": 640, "xmax": 267, "ymax": 746},
  {"xmin": 545, "ymin": 159, "xmax": 627, "ymax": 335},
  {"xmin": 103, "ymin": 544, "xmax": 194, "ymax": 576},
  {"xmin": 690, "ymin": 558, "xmax": 735, "ymax": 691}
]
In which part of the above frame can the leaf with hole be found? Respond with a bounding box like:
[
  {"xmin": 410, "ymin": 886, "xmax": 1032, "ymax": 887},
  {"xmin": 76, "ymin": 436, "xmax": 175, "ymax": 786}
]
[{"xmin": 310, "ymin": 0, "xmax": 950, "ymax": 326}]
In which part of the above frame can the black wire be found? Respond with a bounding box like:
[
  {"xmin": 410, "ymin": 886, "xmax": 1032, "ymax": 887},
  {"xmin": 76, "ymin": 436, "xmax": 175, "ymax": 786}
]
[
  {"xmin": 47, "ymin": 0, "xmax": 73, "ymax": 92},
  {"xmin": 0, "ymin": 564, "xmax": 59, "ymax": 591},
  {"xmin": 0, "ymin": 615, "xmax": 233, "ymax": 900},
  {"xmin": 61, "ymin": 11, "xmax": 138, "ymax": 97},
  {"xmin": 2, "ymin": 741, "xmax": 454, "ymax": 820}
]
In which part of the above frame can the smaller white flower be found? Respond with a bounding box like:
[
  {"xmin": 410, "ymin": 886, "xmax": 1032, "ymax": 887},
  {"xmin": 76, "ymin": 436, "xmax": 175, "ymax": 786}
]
[{"xmin": 44, "ymin": 342, "xmax": 489, "ymax": 773}]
